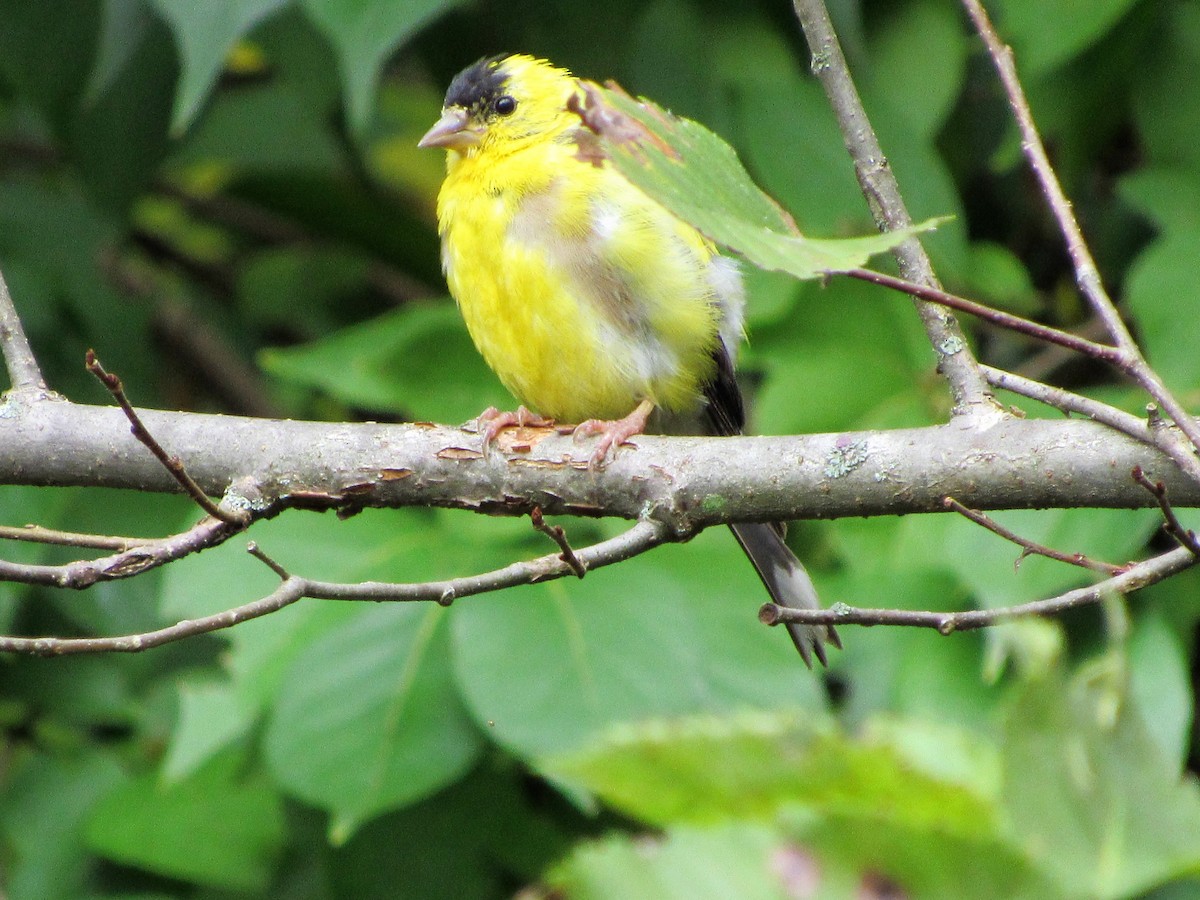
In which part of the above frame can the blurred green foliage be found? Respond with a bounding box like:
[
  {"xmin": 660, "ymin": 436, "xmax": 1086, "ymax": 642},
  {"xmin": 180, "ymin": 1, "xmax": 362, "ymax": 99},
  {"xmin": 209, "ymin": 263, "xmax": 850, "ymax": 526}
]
[{"xmin": 1, "ymin": 0, "xmax": 1199, "ymax": 897}]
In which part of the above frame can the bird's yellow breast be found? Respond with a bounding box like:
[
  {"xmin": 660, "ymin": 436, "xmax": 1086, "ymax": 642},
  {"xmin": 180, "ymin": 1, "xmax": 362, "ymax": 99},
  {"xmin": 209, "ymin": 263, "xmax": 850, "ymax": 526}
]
[{"xmin": 437, "ymin": 134, "xmax": 724, "ymax": 424}]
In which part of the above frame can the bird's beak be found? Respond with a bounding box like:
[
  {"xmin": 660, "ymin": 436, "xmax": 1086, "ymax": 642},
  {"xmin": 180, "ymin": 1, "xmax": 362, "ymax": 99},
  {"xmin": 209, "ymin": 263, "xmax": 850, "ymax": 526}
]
[{"xmin": 418, "ymin": 108, "xmax": 480, "ymax": 150}]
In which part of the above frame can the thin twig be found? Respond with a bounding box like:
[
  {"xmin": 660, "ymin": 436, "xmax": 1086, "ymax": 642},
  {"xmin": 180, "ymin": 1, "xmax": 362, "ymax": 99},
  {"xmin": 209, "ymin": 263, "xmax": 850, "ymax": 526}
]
[
  {"xmin": 851, "ymin": 266, "xmax": 1200, "ymax": 482},
  {"xmin": 0, "ymin": 516, "xmax": 243, "ymax": 588},
  {"xmin": 530, "ymin": 507, "xmax": 586, "ymax": 578},
  {"xmin": 1122, "ymin": 366, "xmax": 1200, "ymax": 463},
  {"xmin": 1013, "ymin": 317, "xmax": 1111, "ymax": 383},
  {"xmin": 961, "ymin": 0, "xmax": 1200, "ymax": 457},
  {"xmin": 761, "ymin": 544, "xmax": 1198, "ymax": 633},
  {"xmin": 1132, "ymin": 467, "xmax": 1200, "ymax": 556},
  {"xmin": 0, "ymin": 579, "xmax": 307, "ymax": 655},
  {"xmin": 0, "ymin": 524, "xmax": 153, "ymax": 551},
  {"xmin": 85, "ymin": 350, "xmax": 245, "ymax": 525},
  {"xmin": 0, "ymin": 519, "xmax": 669, "ymax": 656},
  {"xmin": 846, "ymin": 269, "xmax": 1120, "ymax": 362},
  {"xmin": 791, "ymin": 0, "xmax": 992, "ymax": 413},
  {"xmin": 0, "ymin": 268, "xmax": 47, "ymax": 393},
  {"xmin": 944, "ymin": 496, "xmax": 1123, "ymax": 575},
  {"xmin": 960, "ymin": 0, "xmax": 1130, "ymax": 349},
  {"xmin": 248, "ymin": 541, "xmax": 291, "ymax": 579},
  {"xmin": 981, "ymin": 367, "xmax": 1144, "ymax": 432},
  {"xmin": 982, "ymin": 368, "xmax": 1200, "ymax": 485}
]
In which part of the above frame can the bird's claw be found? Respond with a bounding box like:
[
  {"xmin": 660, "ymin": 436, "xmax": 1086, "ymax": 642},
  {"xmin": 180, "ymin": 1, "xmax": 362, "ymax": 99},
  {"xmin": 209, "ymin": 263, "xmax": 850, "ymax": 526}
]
[
  {"xmin": 476, "ymin": 406, "xmax": 555, "ymax": 451},
  {"xmin": 572, "ymin": 399, "xmax": 654, "ymax": 469}
]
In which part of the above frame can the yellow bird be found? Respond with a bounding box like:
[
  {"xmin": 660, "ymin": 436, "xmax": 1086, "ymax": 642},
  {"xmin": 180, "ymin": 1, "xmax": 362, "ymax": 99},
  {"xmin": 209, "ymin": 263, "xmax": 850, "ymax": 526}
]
[{"xmin": 419, "ymin": 54, "xmax": 838, "ymax": 666}]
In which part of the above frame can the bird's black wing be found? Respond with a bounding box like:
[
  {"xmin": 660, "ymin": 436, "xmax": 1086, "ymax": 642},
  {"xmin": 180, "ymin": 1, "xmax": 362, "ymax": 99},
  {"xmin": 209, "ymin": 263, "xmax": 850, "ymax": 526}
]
[
  {"xmin": 703, "ymin": 336, "xmax": 840, "ymax": 665},
  {"xmin": 701, "ymin": 338, "xmax": 746, "ymax": 438}
]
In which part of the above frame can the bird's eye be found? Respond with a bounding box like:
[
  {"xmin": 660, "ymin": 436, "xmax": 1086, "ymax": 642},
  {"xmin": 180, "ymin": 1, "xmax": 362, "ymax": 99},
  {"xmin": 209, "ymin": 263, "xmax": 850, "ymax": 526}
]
[{"xmin": 494, "ymin": 95, "xmax": 517, "ymax": 116}]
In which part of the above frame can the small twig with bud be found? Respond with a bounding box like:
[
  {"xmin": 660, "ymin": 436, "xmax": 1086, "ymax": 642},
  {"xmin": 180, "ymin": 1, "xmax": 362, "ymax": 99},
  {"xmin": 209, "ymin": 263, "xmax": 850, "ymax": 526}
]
[
  {"xmin": 944, "ymin": 497, "xmax": 1124, "ymax": 575},
  {"xmin": 86, "ymin": 350, "xmax": 246, "ymax": 525},
  {"xmin": 1132, "ymin": 466, "xmax": 1200, "ymax": 556},
  {"xmin": 531, "ymin": 506, "xmax": 586, "ymax": 578}
]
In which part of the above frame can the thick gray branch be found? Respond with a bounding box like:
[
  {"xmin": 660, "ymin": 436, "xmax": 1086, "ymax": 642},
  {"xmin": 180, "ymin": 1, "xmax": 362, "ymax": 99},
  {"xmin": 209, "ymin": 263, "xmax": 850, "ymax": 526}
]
[
  {"xmin": 0, "ymin": 398, "xmax": 1194, "ymax": 534},
  {"xmin": 792, "ymin": 0, "xmax": 992, "ymax": 412}
]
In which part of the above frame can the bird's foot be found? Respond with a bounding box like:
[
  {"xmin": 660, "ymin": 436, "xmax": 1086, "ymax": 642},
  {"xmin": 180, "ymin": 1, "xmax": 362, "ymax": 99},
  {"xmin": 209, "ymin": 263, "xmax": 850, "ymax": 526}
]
[
  {"xmin": 573, "ymin": 399, "xmax": 654, "ymax": 468},
  {"xmin": 476, "ymin": 406, "xmax": 555, "ymax": 451}
]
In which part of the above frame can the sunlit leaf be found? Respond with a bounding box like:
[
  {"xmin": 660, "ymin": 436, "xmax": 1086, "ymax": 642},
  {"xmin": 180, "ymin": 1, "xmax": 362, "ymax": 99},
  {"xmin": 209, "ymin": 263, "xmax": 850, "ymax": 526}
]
[
  {"xmin": 574, "ymin": 82, "xmax": 943, "ymax": 280},
  {"xmin": 1003, "ymin": 669, "xmax": 1200, "ymax": 897}
]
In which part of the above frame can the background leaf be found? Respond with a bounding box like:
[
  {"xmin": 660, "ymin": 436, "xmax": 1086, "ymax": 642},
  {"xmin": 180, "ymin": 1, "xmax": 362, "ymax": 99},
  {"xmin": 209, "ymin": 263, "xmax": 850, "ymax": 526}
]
[{"xmin": 150, "ymin": 0, "xmax": 289, "ymax": 134}]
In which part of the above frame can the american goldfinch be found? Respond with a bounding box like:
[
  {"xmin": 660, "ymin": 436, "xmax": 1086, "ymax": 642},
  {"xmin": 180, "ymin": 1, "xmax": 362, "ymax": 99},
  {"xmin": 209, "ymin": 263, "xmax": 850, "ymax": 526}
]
[{"xmin": 420, "ymin": 54, "xmax": 838, "ymax": 666}]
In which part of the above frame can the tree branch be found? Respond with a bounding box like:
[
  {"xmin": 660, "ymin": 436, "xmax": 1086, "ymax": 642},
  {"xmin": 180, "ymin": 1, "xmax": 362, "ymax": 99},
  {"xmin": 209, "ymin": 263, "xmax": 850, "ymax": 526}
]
[
  {"xmin": 86, "ymin": 351, "xmax": 247, "ymax": 525},
  {"xmin": 0, "ymin": 400, "xmax": 1196, "ymax": 530},
  {"xmin": 0, "ymin": 516, "xmax": 243, "ymax": 588},
  {"xmin": 761, "ymin": 544, "xmax": 1198, "ymax": 633},
  {"xmin": 961, "ymin": 0, "xmax": 1200, "ymax": 457},
  {"xmin": 0, "ymin": 524, "xmax": 153, "ymax": 551},
  {"xmin": 791, "ymin": 0, "xmax": 993, "ymax": 414},
  {"xmin": 0, "ymin": 267, "xmax": 47, "ymax": 395},
  {"xmin": 1132, "ymin": 466, "xmax": 1200, "ymax": 556},
  {"xmin": 2, "ymin": 519, "xmax": 668, "ymax": 656},
  {"xmin": 846, "ymin": 268, "xmax": 1120, "ymax": 363},
  {"xmin": 944, "ymin": 497, "xmax": 1123, "ymax": 575}
]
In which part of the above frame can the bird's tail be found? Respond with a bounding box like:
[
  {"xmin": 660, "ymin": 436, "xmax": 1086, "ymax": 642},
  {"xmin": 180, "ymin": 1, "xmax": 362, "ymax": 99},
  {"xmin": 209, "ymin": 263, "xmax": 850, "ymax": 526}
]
[{"xmin": 729, "ymin": 522, "xmax": 840, "ymax": 668}]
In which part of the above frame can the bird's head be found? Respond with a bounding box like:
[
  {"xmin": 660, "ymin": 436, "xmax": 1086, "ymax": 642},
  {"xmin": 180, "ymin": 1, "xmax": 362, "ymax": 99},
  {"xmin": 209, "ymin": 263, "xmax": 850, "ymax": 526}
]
[{"xmin": 418, "ymin": 54, "xmax": 578, "ymax": 156}]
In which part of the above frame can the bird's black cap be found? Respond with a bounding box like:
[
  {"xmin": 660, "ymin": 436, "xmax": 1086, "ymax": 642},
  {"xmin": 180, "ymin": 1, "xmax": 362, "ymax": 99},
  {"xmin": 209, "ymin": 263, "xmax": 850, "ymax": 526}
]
[{"xmin": 444, "ymin": 54, "xmax": 509, "ymax": 110}]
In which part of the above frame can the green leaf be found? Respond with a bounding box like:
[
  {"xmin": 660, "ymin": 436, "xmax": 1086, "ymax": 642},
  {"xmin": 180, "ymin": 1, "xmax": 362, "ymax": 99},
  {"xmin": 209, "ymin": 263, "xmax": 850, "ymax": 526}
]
[
  {"xmin": 545, "ymin": 710, "xmax": 997, "ymax": 832},
  {"xmin": 170, "ymin": 76, "xmax": 343, "ymax": 172},
  {"xmin": 933, "ymin": 507, "xmax": 1160, "ymax": 609},
  {"xmin": 1132, "ymin": 3, "xmax": 1200, "ymax": 170},
  {"xmin": 236, "ymin": 245, "xmax": 372, "ymax": 338},
  {"xmin": 0, "ymin": 0, "xmax": 98, "ymax": 131},
  {"xmin": 1128, "ymin": 610, "xmax": 1193, "ymax": 770},
  {"xmin": 624, "ymin": 0, "xmax": 712, "ymax": 122},
  {"xmin": 70, "ymin": 8, "xmax": 177, "ymax": 213},
  {"xmin": 331, "ymin": 763, "xmax": 571, "ymax": 898},
  {"xmin": 83, "ymin": 0, "xmax": 150, "ymax": 104},
  {"xmin": 0, "ymin": 749, "xmax": 125, "ymax": 900},
  {"xmin": 159, "ymin": 502, "xmax": 481, "ymax": 707},
  {"xmin": 162, "ymin": 677, "xmax": 256, "ymax": 782},
  {"xmin": 265, "ymin": 604, "xmax": 483, "ymax": 840},
  {"xmin": 1118, "ymin": 166, "xmax": 1200, "ymax": 234},
  {"xmin": 260, "ymin": 303, "xmax": 510, "ymax": 422},
  {"xmin": 712, "ymin": 22, "xmax": 868, "ymax": 237},
  {"xmin": 453, "ymin": 527, "xmax": 828, "ymax": 760},
  {"xmin": 548, "ymin": 823, "xmax": 803, "ymax": 900},
  {"xmin": 962, "ymin": 241, "xmax": 1040, "ymax": 314},
  {"xmin": 995, "ymin": 0, "xmax": 1142, "ymax": 76},
  {"xmin": 747, "ymin": 277, "xmax": 937, "ymax": 435},
  {"xmin": 86, "ymin": 750, "xmax": 286, "ymax": 892},
  {"xmin": 150, "ymin": 0, "xmax": 288, "ymax": 134},
  {"xmin": 301, "ymin": 0, "xmax": 463, "ymax": 135},
  {"xmin": 546, "ymin": 709, "xmax": 1058, "ymax": 898},
  {"xmin": 1126, "ymin": 229, "xmax": 1200, "ymax": 397},
  {"xmin": 1002, "ymin": 669, "xmax": 1200, "ymax": 897},
  {"xmin": 577, "ymin": 83, "xmax": 943, "ymax": 279},
  {"xmin": 864, "ymin": 0, "xmax": 968, "ymax": 140}
]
